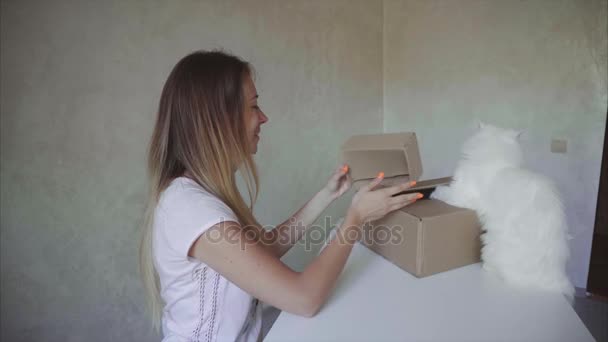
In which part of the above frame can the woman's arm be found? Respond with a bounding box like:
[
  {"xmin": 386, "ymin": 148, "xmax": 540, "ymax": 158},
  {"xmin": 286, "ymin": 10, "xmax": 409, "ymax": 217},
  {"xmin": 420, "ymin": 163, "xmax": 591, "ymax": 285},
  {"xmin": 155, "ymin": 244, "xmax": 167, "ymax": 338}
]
[
  {"xmin": 265, "ymin": 165, "xmax": 351, "ymax": 258},
  {"xmin": 188, "ymin": 176, "xmax": 420, "ymax": 317},
  {"xmin": 266, "ymin": 187, "xmax": 335, "ymax": 258}
]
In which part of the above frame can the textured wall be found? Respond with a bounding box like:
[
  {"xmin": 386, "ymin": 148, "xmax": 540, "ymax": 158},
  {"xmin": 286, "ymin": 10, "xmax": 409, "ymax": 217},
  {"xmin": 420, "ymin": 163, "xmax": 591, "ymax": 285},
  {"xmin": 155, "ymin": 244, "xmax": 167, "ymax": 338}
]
[
  {"xmin": 383, "ymin": 0, "xmax": 607, "ymax": 288},
  {"xmin": 0, "ymin": 0, "xmax": 383, "ymax": 340}
]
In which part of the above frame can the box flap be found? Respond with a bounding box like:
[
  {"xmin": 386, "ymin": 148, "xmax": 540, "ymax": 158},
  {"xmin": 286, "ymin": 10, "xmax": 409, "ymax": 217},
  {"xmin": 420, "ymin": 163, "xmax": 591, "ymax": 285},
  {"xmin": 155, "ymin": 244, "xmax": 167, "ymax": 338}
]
[
  {"xmin": 392, "ymin": 177, "xmax": 452, "ymax": 200},
  {"xmin": 409, "ymin": 177, "xmax": 452, "ymax": 191},
  {"xmin": 401, "ymin": 199, "xmax": 467, "ymax": 219},
  {"xmin": 352, "ymin": 176, "xmax": 452, "ymax": 198},
  {"xmin": 341, "ymin": 133, "xmax": 423, "ymax": 182}
]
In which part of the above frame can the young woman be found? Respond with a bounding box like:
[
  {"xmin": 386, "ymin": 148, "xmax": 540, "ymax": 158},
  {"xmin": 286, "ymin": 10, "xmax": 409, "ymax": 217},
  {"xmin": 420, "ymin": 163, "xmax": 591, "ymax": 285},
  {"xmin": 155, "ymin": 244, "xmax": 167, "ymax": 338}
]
[{"xmin": 140, "ymin": 50, "xmax": 421, "ymax": 342}]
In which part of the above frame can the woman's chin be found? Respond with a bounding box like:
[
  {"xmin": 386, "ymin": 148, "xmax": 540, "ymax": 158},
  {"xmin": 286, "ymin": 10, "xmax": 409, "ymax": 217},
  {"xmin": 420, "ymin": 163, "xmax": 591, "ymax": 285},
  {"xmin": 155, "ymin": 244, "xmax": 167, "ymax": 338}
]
[{"xmin": 251, "ymin": 136, "xmax": 260, "ymax": 153}]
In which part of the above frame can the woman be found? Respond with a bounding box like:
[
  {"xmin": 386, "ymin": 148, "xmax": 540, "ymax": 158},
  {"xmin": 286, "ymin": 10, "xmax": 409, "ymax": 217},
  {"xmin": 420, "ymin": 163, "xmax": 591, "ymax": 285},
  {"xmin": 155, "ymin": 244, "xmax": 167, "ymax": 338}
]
[{"xmin": 139, "ymin": 50, "xmax": 421, "ymax": 341}]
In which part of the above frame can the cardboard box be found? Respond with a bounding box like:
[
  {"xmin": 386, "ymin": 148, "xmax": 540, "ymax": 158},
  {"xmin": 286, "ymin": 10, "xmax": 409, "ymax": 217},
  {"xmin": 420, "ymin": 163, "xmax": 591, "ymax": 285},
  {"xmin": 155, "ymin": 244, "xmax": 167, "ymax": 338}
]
[
  {"xmin": 342, "ymin": 133, "xmax": 423, "ymax": 183},
  {"xmin": 342, "ymin": 133, "xmax": 481, "ymax": 277}
]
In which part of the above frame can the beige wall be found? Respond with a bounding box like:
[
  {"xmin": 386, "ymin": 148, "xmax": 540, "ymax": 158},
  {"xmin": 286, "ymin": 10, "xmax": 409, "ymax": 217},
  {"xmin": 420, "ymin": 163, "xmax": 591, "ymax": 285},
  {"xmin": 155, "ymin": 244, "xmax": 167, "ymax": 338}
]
[
  {"xmin": 384, "ymin": 0, "xmax": 607, "ymax": 288},
  {"xmin": 0, "ymin": 1, "xmax": 382, "ymax": 340}
]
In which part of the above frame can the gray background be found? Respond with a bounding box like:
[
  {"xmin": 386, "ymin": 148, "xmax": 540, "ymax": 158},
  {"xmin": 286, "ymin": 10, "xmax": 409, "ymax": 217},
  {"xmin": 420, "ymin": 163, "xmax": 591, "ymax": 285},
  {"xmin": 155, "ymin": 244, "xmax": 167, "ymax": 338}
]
[{"xmin": 1, "ymin": 0, "xmax": 606, "ymax": 341}]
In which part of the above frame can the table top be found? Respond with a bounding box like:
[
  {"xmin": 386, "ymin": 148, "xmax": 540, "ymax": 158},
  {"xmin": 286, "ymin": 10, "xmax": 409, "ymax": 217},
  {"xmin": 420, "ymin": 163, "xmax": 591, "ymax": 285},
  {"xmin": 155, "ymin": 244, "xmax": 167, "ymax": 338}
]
[{"xmin": 265, "ymin": 243, "xmax": 594, "ymax": 342}]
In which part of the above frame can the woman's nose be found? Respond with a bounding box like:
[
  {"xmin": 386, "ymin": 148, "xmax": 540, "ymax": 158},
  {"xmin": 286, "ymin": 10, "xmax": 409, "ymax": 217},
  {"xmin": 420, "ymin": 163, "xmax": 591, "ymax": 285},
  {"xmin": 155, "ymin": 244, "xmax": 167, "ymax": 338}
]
[{"xmin": 259, "ymin": 111, "xmax": 269, "ymax": 124}]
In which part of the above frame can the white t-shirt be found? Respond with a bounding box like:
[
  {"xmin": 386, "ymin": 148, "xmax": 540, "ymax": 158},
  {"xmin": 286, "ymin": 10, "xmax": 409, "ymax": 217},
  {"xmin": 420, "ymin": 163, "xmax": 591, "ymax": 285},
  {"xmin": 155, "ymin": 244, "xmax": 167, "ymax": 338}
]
[{"xmin": 153, "ymin": 177, "xmax": 262, "ymax": 342}]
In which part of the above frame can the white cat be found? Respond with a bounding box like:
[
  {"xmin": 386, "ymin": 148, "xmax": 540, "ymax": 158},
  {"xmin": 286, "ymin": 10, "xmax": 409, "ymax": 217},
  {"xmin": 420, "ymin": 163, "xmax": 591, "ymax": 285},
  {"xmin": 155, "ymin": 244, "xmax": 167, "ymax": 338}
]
[{"xmin": 431, "ymin": 122, "xmax": 574, "ymax": 300}]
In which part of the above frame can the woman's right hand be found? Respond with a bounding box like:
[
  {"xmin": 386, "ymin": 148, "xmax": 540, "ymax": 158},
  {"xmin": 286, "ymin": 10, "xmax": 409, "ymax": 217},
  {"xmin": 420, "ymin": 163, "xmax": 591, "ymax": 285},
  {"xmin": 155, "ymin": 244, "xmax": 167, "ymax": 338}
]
[{"xmin": 348, "ymin": 173, "xmax": 422, "ymax": 223}]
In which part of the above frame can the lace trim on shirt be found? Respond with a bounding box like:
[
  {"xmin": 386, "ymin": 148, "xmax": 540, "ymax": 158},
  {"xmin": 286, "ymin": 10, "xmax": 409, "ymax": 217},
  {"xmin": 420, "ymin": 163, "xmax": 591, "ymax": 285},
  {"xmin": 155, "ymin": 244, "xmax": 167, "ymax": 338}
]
[
  {"xmin": 204, "ymin": 271, "xmax": 221, "ymax": 342},
  {"xmin": 191, "ymin": 266, "xmax": 221, "ymax": 342},
  {"xmin": 191, "ymin": 267, "xmax": 207, "ymax": 341}
]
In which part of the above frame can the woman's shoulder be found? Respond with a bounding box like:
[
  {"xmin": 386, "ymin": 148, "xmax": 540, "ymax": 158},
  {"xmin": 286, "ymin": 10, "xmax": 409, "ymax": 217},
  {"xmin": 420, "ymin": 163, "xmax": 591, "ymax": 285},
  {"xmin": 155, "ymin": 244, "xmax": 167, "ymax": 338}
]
[
  {"xmin": 158, "ymin": 177, "xmax": 235, "ymax": 219},
  {"xmin": 160, "ymin": 177, "xmax": 215, "ymax": 206},
  {"xmin": 155, "ymin": 177, "xmax": 239, "ymax": 257}
]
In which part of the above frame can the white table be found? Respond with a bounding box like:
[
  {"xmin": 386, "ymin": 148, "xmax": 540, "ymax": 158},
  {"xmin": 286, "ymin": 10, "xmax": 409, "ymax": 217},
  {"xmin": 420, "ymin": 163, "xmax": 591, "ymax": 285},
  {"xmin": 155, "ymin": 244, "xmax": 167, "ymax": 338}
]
[{"xmin": 265, "ymin": 243, "xmax": 594, "ymax": 342}]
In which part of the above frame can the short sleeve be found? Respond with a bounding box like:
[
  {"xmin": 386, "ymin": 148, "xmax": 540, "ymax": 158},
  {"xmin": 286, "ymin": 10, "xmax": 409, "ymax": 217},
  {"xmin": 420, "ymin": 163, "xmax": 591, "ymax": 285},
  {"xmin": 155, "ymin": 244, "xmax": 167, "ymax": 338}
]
[{"xmin": 159, "ymin": 183, "xmax": 239, "ymax": 258}]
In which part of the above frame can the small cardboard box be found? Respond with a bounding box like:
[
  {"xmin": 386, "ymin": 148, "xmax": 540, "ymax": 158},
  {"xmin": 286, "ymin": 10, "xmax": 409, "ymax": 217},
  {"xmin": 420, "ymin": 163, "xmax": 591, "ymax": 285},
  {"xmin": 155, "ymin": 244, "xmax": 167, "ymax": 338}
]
[{"xmin": 342, "ymin": 133, "xmax": 481, "ymax": 277}]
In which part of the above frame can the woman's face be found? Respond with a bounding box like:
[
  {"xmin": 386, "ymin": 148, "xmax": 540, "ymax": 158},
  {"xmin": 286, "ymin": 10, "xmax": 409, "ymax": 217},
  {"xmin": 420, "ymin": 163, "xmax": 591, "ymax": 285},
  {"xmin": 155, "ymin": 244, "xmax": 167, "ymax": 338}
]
[{"xmin": 242, "ymin": 74, "xmax": 268, "ymax": 154}]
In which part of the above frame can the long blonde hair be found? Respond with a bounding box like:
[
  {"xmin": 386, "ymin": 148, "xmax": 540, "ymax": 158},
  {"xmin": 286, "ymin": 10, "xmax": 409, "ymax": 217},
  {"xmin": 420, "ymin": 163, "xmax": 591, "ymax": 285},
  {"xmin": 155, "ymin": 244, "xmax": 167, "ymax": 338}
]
[{"xmin": 139, "ymin": 51, "xmax": 261, "ymax": 332}]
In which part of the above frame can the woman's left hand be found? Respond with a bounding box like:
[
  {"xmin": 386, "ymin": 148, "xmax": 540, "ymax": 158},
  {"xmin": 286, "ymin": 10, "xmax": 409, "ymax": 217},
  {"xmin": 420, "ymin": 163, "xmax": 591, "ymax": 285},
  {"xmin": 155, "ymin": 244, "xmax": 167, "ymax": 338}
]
[{"xmin": 322, "ymin": 164, "xmax": 352, "ymax": 201}]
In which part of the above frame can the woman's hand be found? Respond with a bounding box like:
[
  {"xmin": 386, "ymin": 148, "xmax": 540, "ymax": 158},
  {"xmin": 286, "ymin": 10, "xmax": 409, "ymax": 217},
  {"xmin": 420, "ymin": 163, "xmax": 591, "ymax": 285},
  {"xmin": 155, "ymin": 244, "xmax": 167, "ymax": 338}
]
[
  {"xmin": 322, "ymin": 164, "xmax": 352, "ymax": 202},
  {"xmin": 348, "ymin": 173, "xmax": 421, "ymax": 223}
]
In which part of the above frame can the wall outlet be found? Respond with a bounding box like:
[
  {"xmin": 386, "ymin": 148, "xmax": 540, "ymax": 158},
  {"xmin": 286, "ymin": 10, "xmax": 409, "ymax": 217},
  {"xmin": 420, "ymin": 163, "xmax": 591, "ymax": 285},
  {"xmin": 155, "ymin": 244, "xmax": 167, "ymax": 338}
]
[{"xmin": 551, "ymin": 139, "xmax": 568, "ymax": 153}]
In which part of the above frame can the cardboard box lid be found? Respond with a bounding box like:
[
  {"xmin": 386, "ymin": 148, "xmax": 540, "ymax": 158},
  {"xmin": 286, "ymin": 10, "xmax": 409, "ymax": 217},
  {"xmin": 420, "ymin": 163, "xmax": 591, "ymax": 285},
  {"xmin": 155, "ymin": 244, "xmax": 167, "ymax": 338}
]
[
  {"xmin": 341, "ymin": 133, "xmax": 423, "ymax": 182},
  {"xmin": 352, "ymin": 175, "xmax": 452, "ymax": 199},
  {"xmin": 388, "ymin": 176, "xmax": 452, "ymax": 194}
]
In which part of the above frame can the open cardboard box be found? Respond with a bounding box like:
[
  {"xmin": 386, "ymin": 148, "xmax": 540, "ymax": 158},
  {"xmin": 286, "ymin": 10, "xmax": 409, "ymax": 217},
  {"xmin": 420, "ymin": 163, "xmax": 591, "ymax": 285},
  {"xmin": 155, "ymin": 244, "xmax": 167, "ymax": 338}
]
[{"xmin": 342, "ymin": 133, "xmax": 481, "ymax": 277}]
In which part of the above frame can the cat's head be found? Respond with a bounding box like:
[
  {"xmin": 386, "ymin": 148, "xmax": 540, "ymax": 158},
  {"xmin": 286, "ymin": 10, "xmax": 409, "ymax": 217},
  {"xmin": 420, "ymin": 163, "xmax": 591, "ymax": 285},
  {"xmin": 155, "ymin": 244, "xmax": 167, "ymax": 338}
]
[{"xmin": 461, "ymin": 121, "xmax": 524, "ymax": 166}]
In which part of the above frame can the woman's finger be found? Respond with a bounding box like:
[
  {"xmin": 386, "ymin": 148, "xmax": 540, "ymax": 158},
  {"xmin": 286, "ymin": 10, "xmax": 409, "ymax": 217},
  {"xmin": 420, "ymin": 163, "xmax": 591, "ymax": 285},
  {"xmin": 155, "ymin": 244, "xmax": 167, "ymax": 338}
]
[
  {"xmin": 389, "ymin": 192, "xmax": 422, "ymax": 205},
  {"xmin": 341, "ymin": 164, "xmax": 349, "ymax": 175},
  {"xmin": 338, "ymin": 173, "xmax": 352, "ymax": 195},
  {"xmin": 364, "ymin": 172, "xmax": 384, "ymax": 192},
  {"xmin": 328, "ymin": 164, "xmax": 346, "ymax": 184},
  {"xmin": 383, "ymin": 180, "xmax": 417, "ymax": 196},
  {"xmin": 345, "ymin": 173, "xmax": 352, "ymax": 185},
  {"xmin": 388, "ymin": 193, "xmax": 422, "ymax": 211},
  {"xmin": 335, "ymin": 164, "xmax": 349, "ymax": 178}
]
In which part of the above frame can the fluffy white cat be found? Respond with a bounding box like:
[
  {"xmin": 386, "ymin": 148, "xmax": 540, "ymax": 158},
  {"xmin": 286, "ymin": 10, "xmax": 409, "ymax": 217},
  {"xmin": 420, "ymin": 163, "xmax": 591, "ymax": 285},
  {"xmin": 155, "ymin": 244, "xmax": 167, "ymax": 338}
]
[{"xmin": 431, "ymin": 122, "xmax": 574, "ymax": 300}]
